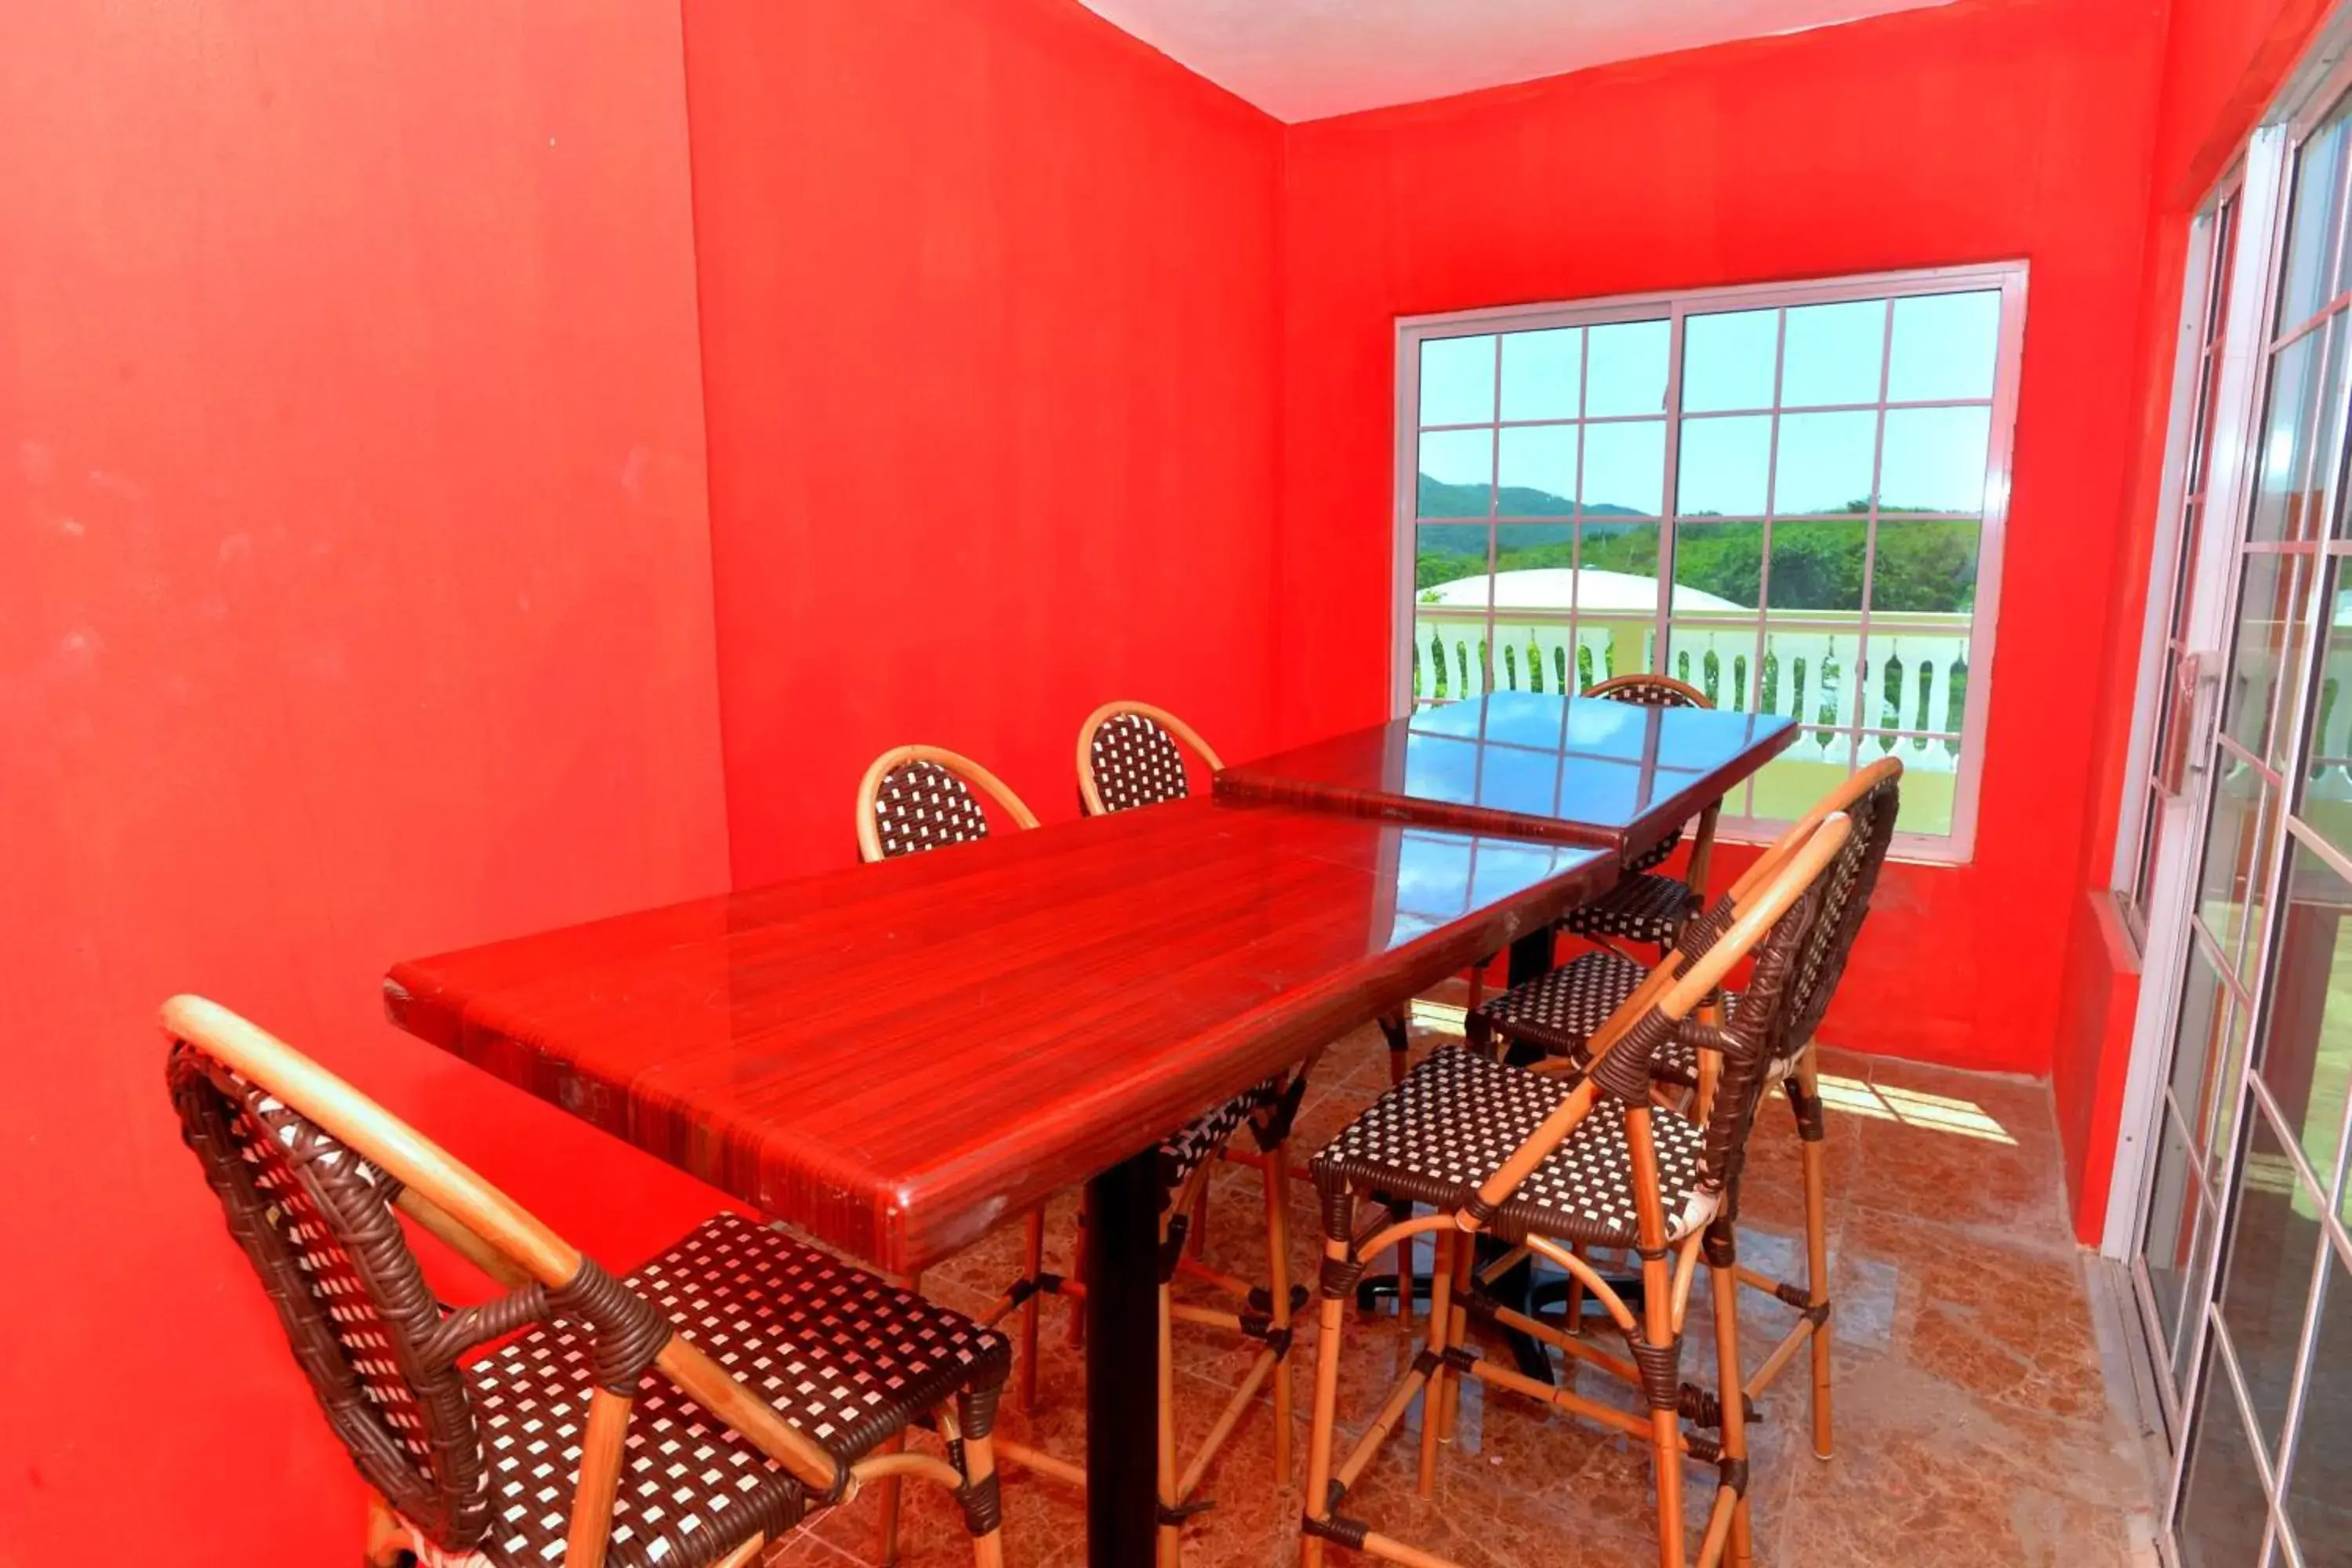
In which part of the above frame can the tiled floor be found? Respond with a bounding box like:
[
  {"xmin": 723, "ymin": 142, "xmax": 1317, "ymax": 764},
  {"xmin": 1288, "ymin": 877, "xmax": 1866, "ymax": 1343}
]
[{"xmin": 764, "ymin": 1013, "xmax": 2158, "ymax": 1567}]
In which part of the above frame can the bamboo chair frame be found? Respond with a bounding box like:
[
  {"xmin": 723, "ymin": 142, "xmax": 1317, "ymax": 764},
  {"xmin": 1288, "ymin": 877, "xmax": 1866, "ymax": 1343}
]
[
  {"xmin": 856, "ymin": 743, "xmax": 1042, "ymax": 864},
  {"xmin": 1471, "ymin": 755, "xmax": 1902, "ymax": 1479},
  {"xmin": 1577, "ymin": 672, "xmax": 1720, "ymax": 965},
  {"xmin": 1297, "ymin": 814, "xmax": 1854, "ymax": 1568},
  {"xmin": 162, "ymin": 996, "xmax": 1004, "ymax": 1568},
  {"xmin": 1074, "ymin": 699, "xmax": 1226, "ymax": 815}
]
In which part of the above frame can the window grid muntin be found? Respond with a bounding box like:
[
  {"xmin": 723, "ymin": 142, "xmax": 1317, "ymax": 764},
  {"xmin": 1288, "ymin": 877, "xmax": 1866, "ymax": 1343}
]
[{"xmin": 1401, "ymin": 266, "xmax": 2018, "ymax": 858}]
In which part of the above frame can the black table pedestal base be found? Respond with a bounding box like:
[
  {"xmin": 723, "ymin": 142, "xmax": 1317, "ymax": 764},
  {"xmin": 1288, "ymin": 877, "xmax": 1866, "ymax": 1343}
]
[{"xmin": 1084, "ymin": 1149, "xmax": 1162, "ymax": 1568}]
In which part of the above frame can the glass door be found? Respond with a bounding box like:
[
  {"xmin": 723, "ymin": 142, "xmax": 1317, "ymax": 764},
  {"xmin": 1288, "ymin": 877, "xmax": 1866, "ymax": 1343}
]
[{"xmin": 2122, "ymin": 74, "xmax": 2352, "ymax": 1566}]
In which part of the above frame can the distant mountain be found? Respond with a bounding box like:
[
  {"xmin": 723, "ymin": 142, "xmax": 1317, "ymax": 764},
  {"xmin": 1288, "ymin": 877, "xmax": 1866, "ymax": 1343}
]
[{"xmin": 1416, "ymin": 472, "xmax": 1647, "ymax": 527}]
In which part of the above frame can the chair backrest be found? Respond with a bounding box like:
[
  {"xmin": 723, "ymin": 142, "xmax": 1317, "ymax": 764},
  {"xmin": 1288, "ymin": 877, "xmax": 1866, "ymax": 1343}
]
[
  {"xmin": 169, "ymin": 1038, "xmax": 490, "ymax": 1547},
  {"xmin": 1469, "ymin": 814, "xmax": 1851, "ymax": 1225},
  {"xmin": 1781, "ymin": 757, "xmax": 1903, "ymax": 1051},
  {"xmin": 1076, "ymin": 700, "xmax": 1224, "ymax": 815},
  {"xmin": 1585, "ymin": 671, "xmax": 1712, "ymax": 710},
  {"xmin": 856, "ymin": 744, "xmax": 1041, "ymax": 862},
  {"xmin": 164, "ymin": 997, "xmax": 840, "ymax": 1559}
]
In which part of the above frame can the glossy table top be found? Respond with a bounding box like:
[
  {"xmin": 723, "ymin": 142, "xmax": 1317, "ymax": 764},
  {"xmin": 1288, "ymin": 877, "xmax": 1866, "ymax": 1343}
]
[
  {"xmin": 385, "ymin": 799, "xmax": 1609, "ymax": 1273},
  {"xmin": 1213, "ymin": 692, "xmax": 1798, "ymax": 858}
]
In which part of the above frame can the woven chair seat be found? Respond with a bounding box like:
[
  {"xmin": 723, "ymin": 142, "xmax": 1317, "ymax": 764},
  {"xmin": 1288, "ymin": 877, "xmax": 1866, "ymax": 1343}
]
[
  {"xmin": 1481, "ymin": 953, "xmax": 1757, "ymax": 1088},
  {"xmin": 467, "ymin": 1213, "xmax": 1010, "ymax": 1568},
  {"xmin": 1312, "ymin": 1049, "xmax": 1713, "ymax": 1250},
  {"xmin": 1158, "ymin": 1074, "xmax": 1287, "ymax": 1201},
  {"xmin": 1558, "ymin": 872, "xmax": 1700, "ymax": 946}
]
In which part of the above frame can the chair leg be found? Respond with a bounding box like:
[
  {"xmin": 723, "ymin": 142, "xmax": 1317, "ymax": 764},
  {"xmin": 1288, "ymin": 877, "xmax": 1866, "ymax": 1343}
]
[
  {"xmin": 1639, "ymin": 1242, "xmax": 1686, "ymax": 1568},
  {"xmin": 953, "ymin": 1383, "xmax": 1011, "ymax": 1568},
  {"xmin": 363, "ymin": 1494, "xmax": 408, "ymax": 1568},
  {"xmin": 1157, "ymin": 1266, "xmax": 1183, "ymax": 1568},
  {"xmin": 1791, "ymin": 1050, "xmax": 1835, "ymax": 1460},
  {"xmin": 1067, "ymin": 1197, "xmax": 1091, "ymax": 1350},
  {"xmin": 1439, "ymin": 1229, "xmax": 1474, "ymax": 1443},
  {"xmin": 1262, "ymin": 1135, "xmax": 1296, "ymax": 1485},
  {"xmin": 876, "ymin": 1270, "xmax": 922, "ymax": 1566},
  {"xmin": 1298, "ymin": 1241, "xmax": 1350, "ymax": 1568},
  {"xmin": 1416, "ymin": 1230, "xmax": 1456, "ymax": 1497},
  {"xmin": 1020, "ymin": 1210, "xmax": 1046, "ymax": 1414},
  {"xmin": 1377, "ymin": 1011, "xmax": 1411, "ymax": 1083},
  {"xmin": 1710, "ymin": 1250, "xmax": 1755, "ymax": 1568}
]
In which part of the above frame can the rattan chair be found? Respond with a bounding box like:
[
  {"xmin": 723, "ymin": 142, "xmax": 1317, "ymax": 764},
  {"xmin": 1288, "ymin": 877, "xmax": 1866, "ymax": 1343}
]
[
  {"xmin": 862, "ymin": 741, "xmax": 1304, "ymax": 1564},
  {"xmin": 1468, "ymin": 756, "xmax": 1903, "ymax": 1466},
  {"xmin": 164, "ymin": 996, "xmax": 1009, "ymax": 1568},
  {"xmin": 1297, "ymin": 812, "xmax": 1853, "ymax": 1568},
  {"xmin": 1079, "ymin": 699, "xmax": 1426, "ymax": 1088},
  {"xmin": 1559, "ymin": 672, "xmax": 1719, "ymax": 956}
]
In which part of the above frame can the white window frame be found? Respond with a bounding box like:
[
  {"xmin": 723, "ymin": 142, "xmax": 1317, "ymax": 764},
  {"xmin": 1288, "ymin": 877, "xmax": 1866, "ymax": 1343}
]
[
  {"xmin": 2110, "ymin": 180, "xmax": 2247, "ymax": 954},
  {"xmin": 1393, "ymin": 262, "xmax": 2029, "ymax": 863}
]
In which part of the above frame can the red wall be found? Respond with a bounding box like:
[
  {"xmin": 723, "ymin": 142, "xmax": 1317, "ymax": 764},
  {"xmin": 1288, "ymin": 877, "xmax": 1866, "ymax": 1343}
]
[
  {"xmin": 0, "ymin": 3, "xmax": 731, "ymax": 1563},
  {"xmin": 2053, "ymin": 0, "xmax": 2337, "ymax": 1240},
  {"xmin": 1277, "ymin": 0, "xmax": 2170, "ymax": 1075},
  {"xmin": 684, "ymin": 0, "xmax": 1286, "ymax": 884}
]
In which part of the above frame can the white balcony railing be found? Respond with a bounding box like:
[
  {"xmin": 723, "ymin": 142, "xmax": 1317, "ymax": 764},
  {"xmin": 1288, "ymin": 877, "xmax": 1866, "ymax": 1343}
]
[{"xmin": 1409, "ymin": 603, "xmax": 1970, "ymax": 774}]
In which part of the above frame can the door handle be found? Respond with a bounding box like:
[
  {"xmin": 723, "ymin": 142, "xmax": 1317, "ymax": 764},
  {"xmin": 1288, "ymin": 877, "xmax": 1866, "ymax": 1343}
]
[{"xmin": 2158, "ymin": 652, "xmax": 2220, "ymax": 797}]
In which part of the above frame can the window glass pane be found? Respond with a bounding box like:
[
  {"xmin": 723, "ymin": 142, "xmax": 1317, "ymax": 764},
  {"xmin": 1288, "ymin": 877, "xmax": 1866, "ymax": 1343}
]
[
  {"xmin": 1780, "ymin": 299, "xmax": 1886, "ymax": 407},
  {"xmin": 1496, "ymin": 426, "xmax": 1577, "ymax": 515},
  {"xmin": 2217, "ymin": 1107, "xmax": 2326, "ymax": 1445},
  {"xmin": 2223, "ymin": 552, "xmax": 2310, "ymax": 762},
  {"xmin": 1581, "ymin": 419, "xmax": 1665, "ymax": 515},
  {"xmin": 1677, "ymin": 415, "xmax": 1772, "ymax": 516},
  {"xmin": 1886, "ymin": 290, "xmax": 2002, "ymax": 402},
  {"xmin": 1417, "ymin": 429, "xmax": 1494, "ymax": 515},
  {"xmin": 1853, "ymin": 733, "xmax": 1962, "ymax": 834},
  {"xmin": 2262, "ymin": 836, "xmax": 2352, "ymax": 1196},
  {"xmin": 1499, "ymin": 328, "xmax": 1580, "ymax": 422},
  {"xmin": 1419, "ymin": 334, "xmax": 1496, "ymax": 426},
  {"xmin": 1682, "ymin": 308, "xmax": 1779, "ymax": 412},
  {"xmin": 1870, "ymin": 520, "xmax": 1981, "ymax": 615},
  {"xmin": 2282, "ymin": 1252, "xmax": 2348, "ymax": 1557},
  {"xmin": 1773, "ymin": 411, "xmax": 1878, "ymax": 515},
  {"xmin": 1762, "ymin": 518, "xmax": 1866, "ymax": 613},
  {"xmin": 2305, "ymin": 560, "xmax": 2352, "ymax": 849},
  {"xmin": 1672, "ymin": 522, "xmax": 1762, "ymax": 612},
  {"xmin": 1749, "ymin": 733, "xmax": 1857, "ymax": 822},
  {"xmin": 2198, "ymin": 759, "xmax": 2276, "ymax": 976},
  {"xmin": 1585, "ymin": 320, "xmax": 1671, "ymax": 416},
  {"xmin": 1573, "ymin": 524, "xmax": 1664, "ymax": 687},
  {"xmin": 1488, "ymin": 529, "xmax": 1576, "ymax": 695},
  {"xmin": 2250, "ymin": 328, "xmax": 2325, "ymax": 543},
  {"xmin": 2176, "ymin": 1343, "xmax": 2274, "ymax": 1568},
  {"xmin": 2142, "ymin": 1105, "xmax": 2210, "ymax": 1361},
  {"xmin": 2278, "ymin": 103, "xmax": 2352, "ymax": 331},
  {"xmin": 1879, "ymin": 406, "xmax": 1992, "ymax": 512},
  {"xmin": 1863, "ymin": 629, "xmax": 1968, "ymax": 734},
  {"xmin": 2172, "ymin": 940, "xmax": 2249, "ymax": 1176},
  {"xmin": 1413, "ymin": 524, "xmax": 1490, "ymax": 706},
  {"xmin": 1664, "ymin": 620, "xmax": 1759, "ymax": 709}
]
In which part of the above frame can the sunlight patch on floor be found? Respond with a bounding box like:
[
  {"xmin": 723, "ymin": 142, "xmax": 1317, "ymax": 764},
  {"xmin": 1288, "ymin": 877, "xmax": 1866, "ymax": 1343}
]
[{"xmin": 1817, "ymin": 1072, "xmax": 2018, "ymax": 1145}]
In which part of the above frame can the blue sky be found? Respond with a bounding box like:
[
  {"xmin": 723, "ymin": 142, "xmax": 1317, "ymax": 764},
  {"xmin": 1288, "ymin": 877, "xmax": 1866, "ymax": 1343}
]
[{"xmin": 1417, "ymin": 290, "xmax": 2002, "ymax": 517}]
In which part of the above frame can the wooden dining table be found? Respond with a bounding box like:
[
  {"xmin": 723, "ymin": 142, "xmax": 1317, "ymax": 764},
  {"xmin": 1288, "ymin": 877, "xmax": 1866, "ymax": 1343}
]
[{"xmin": 383, "ymin": 695, "xmax": 1795, "ymax": 1566}]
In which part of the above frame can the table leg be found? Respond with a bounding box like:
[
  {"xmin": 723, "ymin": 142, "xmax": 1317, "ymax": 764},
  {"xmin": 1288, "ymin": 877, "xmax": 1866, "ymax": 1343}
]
[{"xmin": 1086, "ymin": 1149, "xmax": 1160, "ymax": 1568}]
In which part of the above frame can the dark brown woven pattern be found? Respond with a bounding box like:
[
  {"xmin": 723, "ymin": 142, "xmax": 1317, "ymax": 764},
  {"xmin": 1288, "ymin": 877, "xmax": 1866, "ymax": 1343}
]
[
  {"xmin": 1087, "ymin": 711, "xmax": 1191, "ymax": 812},
  {"xmin": 168, "ymin": 1044, "xmax": 492, "ymax": 1552},
  {"xmin": 470, "ymin": 1214, "xmax": 1007, "ymax": 1568},
  {"xmin": 1558, "ymin": 872, "xmax": 1700, "ymax": 946},
  {"xmin": 1620, "ymin": 830, "xmax": 1685, "ymax": 875},
  {"xmin": 872, "ymin": 760, "xmax": 993, "ymax": 858},
  {"xmin": 1156, "ymin": 1074, "xmax": 1285, "ymax": 1204},
  {"xmin": 1688, "ymin": 878, "xmax": 1824, "ymax": 1224},
  {"xmin": 1589, "ymin": 675, "xmax": 1706, "ymax": 710},
  {"xmin": 1783, "ymin": 770, "xmax": 1901, "ymax": 1051},
  {"xmin": 1309, "ymin": 1048, "xmax": 1708, "ymax": 1249},
  {"xmin": 1477, "ymin": 951, "xmax": 1730, "ymax": 1083}
]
